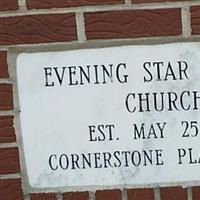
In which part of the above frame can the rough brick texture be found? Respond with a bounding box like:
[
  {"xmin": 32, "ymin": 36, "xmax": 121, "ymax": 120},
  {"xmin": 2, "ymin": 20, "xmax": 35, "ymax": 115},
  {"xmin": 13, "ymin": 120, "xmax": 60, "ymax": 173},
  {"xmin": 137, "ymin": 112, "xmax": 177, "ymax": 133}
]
[
  {"xmin": 0, "ymin": 147, "xmax": 20, "ymax": 174},
  {"xmin": 192, "ymin": 186, "xmax": 200, "ymax": 200},
  {"xmin": 85, "ymin": 9, "xmax": 182, "ymax": 40},
  {"xmin": 0, "ymin": 179, "xmax": 23, "ymax": 200},
  {"xmin": 95, "ymin": 189, "xmax": 121, "ymax": 200},
  {"xmin": 63, "ymin": 191, "xmax": 89, "ymax": 200},
  {"xmin": 191, "ymin": 6, "xmax": 200, "ymax": 35},
  {"xmin": 0, "ymin": 115, "xmax": 16, "ymax": 143},
  {"xmin": 0, "ymin": 0, "xmax": 18, "ymax": 11},
  {"xmin": 27, "ymin": 0, "xmax": 124, "ymax": 9},
  {"xmin": 0, "ymin": 0, "xmax": 200, "ymax": 199},
  {"xmin": 133, "ymin": 0, "xmax": 187, "ymax": 3},
  {"xmin": 160, "ymin": 187, "xmax": 187, "ymax": 200},
  {"xmin": 127, "ymin": 188, "xmax": 154, "ymax": 200},
  {"xmin": 0, "ymin": 51, "xmax": 9, "ymax": 78},
  {"xmin": 31, "ymin": 193, "xmax": 57, "ymax": 200},
  {"xmin": 0, "ymin": 84, "xmax": 13, "ymax": 111},
  {"xmin": 0, "ymin": 14, "xmax": 77, "ymax": 45}
]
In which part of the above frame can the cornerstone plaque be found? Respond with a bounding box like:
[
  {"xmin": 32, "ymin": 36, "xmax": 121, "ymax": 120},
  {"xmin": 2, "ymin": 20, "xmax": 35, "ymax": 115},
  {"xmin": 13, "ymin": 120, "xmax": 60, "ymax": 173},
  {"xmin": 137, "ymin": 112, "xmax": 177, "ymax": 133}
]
[{"xmin": 17, "ymin": 43, "xmax": 200, "ymax": 188}]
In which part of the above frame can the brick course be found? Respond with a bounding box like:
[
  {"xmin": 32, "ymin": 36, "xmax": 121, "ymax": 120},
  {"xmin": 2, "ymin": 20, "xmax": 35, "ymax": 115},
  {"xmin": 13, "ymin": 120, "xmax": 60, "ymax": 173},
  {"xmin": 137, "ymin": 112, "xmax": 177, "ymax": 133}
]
[
  {"xmin": 85, "ymin": 9, "xmax": 182, "ymax": 40},
  {"xmin": 27, "ymin": 0, "xmax": 124, "ymax": 9},
  {"xmin": 191, "ymin": 6, "xmax": 200, "ymax": 35},
  {"xmin": 95, "ymin": 189, "xmax": 121, "ymax": 200},
  {"xmin": 0, "ymin": 0, "xmax": 18, "ymax": 11},
  {"xmin": 63, "ymin": 191, "xmax": 89, "ymax": 200},
  {"xmin": 160, "ymin": 187, "xmax": 187, "ymax": 200},
  {"xmin": 133, "ymin": 0, "xmax": 187, "ymax": 3},
  {"xmin": 0, "ymin": 84, "xmax": 13, "ymax": 111},
  {"xmin": 0, "ymin": 179, "xmax": 23, "ymax": 200},
  {"xmin": 0, "ymin": 51, "xmax": 9, "ymax": 78},
  {"xmin": 192, "ymin": 186, "xmax": 200, "ymax": 200},
  {"xmin": 127, "ymin": 188, "xmax": 154, "ymax": 200},
  {"xmin": 0, "ymin": 147, "xmax": 20, "ymax": 174},
  {"xmin": 0, "ymin": 14, "xmax": 77, "ymax": 45},
  {"xmin": 30, "ymin": 193, "xmax": 57, "ymax": 200},
  {"xmin": 0, "ymin": 115, "xmax": 16, "ymax": 143}
]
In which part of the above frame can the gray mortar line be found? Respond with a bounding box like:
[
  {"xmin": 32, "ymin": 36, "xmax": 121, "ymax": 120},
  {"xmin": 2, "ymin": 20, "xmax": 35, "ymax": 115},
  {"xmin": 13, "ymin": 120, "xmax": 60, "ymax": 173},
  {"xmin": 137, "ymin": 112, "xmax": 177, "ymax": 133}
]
[
  {"xmin": 0, "ymin": 79, "xmax": 13, "ymax": 84},
  {"xmin": 0, "ymin": 110, "xmax": 16, "ymax": 116},
  {"xmin": 182, "ymin": 4, "xmax": 192, "ymax": 38},
  {"xmin": 7, "ymin": 50, "xmax": 31, "ymax": 196},
  {"xmin": 18, "ymin": 0, "xmax": 27, "ymax": 11},
  {"xmin": 24, "ymin": 194, "xmax": 30, "ymax": 200},
  {"xmin": 154, "ymin": 187, "xmax": 161, "ymax": 200},
  {"xmin": 56, "ymin": 193, "xmax": 63, "ymax": 200},
  {"xmin": 76, "ymin": 12, "xmax": 87, "ymax": 43},
  {"xmin": 0, "ymin": 35, "xmax": 194, "ymax": 51},
  {"xmin": 89, "ymin": 191, "xmax": 95, "ymax": 200},
  {"xmin": 0, "ymin": 47, "xmax": 8, "ymax": 51},
  {"xmin": 0, "ymin": 142, "xmax": 18, "ymax": 148},
  {"xmin": 122, "ymin": 188, "xmax": 128, "ymax": 200},
  {"xmin": 187, "ymin": 187, "xmax": 193, "ymax": 200},
  {"xmin": 0, "ymin": 173, "xmax": 21, "ymax": 179},
  {"xmin": 125, "ymin": 0, "xmax": 132, "ymax": 5}
]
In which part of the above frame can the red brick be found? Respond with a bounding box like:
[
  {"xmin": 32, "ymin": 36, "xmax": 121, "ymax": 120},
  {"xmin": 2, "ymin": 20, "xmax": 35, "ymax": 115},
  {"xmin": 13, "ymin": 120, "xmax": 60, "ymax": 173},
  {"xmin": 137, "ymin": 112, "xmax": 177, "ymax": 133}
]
[
  {"xmin": 0, "ymin": 147, "xmax": 20, "ymax": 174},
  {"xmin": 160, "ymin": 187, "xmax": 187, "ymax": 200},
  {"xmin": 63, "ymin": 191, "xmax": 89, "ymax": 200},
  {"xmin": 85, "ymin": 9, "xmax": 182, "ymax": 40},
  {"xmin": 127, "ymin": 188, "xmax": 154, "ymax": 200},
  {"xmin": 0, "ymin": 51, "xmax": 9, "ymax": 78},
  {"xmin": 0, "ymin": 179, "xmax": 23, "ymax": 200},
  {"xmin": 0, "ymin": 14, "xmax": 77, "ymax": 45},
  {"xmin": 31, "ymin": 193, "xmax": 57, "ymax": 200},
  {"xmin": 0, "ymin": 84, "xmax": 13, "ymax": 111},
  {"xmin": 133, "ymin": 0, "xmax": 187, "ymax": 3},
  {"xmin": 191, "ymin": 6, "xmax": 200, "ymax": 35},
  {"xmin": 95, "ymin": 189, "xmax": 121, "ymax": 200},
  {"xmin": 0, "ymin": 0, "xmax": 18, "ymax": 11},
  {"xmin": 0, "ymin": 116, "xmax": 16, "ymax": 143},
  {"xmin": 27, "ymin": 0, "xmax": 124, "ymax": 9},
  {"xmin": 192, "ymin": 186, "xmax": 200, "ymax": 200}
]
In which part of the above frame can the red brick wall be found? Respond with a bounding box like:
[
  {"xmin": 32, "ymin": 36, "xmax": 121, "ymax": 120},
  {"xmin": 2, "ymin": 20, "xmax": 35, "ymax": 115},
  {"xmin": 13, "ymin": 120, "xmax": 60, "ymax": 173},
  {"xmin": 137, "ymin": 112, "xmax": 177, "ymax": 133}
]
[{"xmin": 0, "ymin": 0, "xmax": 200, "ymax": 199}]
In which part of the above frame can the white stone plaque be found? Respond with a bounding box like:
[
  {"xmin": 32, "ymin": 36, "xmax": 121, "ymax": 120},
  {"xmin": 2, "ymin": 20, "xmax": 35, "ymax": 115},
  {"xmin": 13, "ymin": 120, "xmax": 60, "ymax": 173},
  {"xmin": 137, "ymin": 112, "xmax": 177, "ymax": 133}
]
[{"xmin": 17, "ymin": 43, "xmax": 200, "ymax": 188}]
